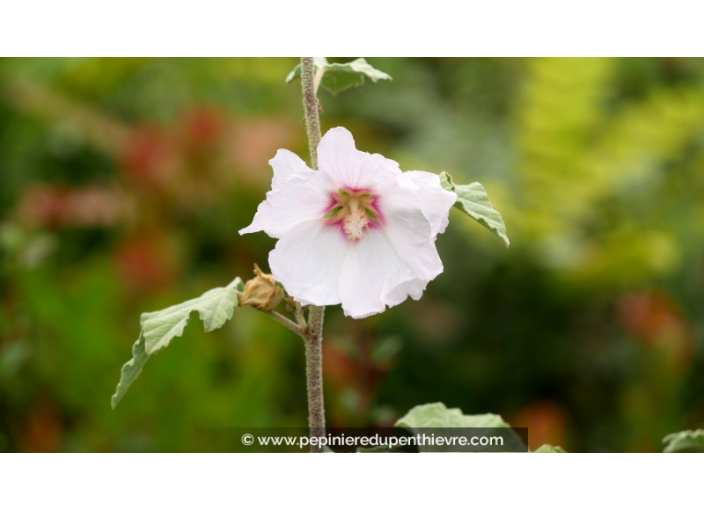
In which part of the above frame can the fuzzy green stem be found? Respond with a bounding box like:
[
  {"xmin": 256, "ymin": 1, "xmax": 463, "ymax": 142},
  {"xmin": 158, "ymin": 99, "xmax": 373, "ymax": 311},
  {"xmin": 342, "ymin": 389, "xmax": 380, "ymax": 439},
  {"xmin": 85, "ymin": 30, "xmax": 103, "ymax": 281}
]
[
  {"xmin": 301, "ymin": 57, "xmax": 322, "ymax": 169},
  {"xmin": 300, "ymin": 57, "xmax": 326, "ymax": 453},
  {"xmin": 304, "ymin": 305, "xmax": 325, "ymax": 452}
]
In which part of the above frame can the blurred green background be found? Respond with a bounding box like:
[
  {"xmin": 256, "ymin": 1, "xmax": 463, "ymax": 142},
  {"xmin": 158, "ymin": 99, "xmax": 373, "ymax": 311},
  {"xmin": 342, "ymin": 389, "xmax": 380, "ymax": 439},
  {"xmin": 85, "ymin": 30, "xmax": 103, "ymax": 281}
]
[{"xmin": 1, "ymin": 57, "xmax": 703, "ymax": 452}]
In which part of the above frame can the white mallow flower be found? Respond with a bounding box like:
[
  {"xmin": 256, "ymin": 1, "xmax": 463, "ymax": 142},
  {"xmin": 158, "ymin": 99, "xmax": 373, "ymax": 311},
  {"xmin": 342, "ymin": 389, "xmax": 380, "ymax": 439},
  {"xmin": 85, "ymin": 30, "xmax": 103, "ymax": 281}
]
[{"xmin": 239, "ymin": 127, "xmax": 457, "ymax": 319}]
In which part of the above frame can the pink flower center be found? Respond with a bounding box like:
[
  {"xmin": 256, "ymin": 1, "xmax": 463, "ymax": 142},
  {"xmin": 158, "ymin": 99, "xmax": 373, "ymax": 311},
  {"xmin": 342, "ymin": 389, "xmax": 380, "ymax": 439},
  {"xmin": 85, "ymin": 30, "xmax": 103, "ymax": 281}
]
[{"xmin": 323, "ymin": 188, "xmax": 381, "ymax": 241}]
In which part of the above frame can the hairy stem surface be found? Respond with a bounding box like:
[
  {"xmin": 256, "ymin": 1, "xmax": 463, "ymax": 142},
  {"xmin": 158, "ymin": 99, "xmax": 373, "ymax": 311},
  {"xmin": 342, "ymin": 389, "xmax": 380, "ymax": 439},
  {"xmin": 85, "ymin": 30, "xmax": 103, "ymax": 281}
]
[{"xmin": 300, "ymin": 57, "xmax": 326, "ymax": 453}]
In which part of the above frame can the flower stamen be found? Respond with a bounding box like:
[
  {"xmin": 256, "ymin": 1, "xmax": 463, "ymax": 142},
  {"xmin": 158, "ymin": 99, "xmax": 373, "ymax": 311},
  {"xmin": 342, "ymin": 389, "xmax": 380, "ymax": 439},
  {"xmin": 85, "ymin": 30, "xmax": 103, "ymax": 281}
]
[
  {"xmin": 323, "ymin": 188, "xmax": 381, "ymax": 241},
  {"xmin": 344, "ymin": 201, "xmax": 369, "ymax": 241}
]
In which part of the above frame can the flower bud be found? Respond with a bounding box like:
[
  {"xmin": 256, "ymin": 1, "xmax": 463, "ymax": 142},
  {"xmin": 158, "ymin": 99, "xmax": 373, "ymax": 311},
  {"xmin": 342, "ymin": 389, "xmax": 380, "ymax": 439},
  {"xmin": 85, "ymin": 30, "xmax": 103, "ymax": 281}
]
[{"xmin": 239, "ymin": 264, "xmax": 284, "ymax": 312}]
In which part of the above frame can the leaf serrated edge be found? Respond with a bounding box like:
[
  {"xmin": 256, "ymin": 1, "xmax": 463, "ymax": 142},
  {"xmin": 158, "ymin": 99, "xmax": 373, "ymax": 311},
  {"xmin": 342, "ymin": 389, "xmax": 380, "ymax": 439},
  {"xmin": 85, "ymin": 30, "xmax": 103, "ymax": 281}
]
[
  {"xmin": 111, "ymin": 333, "xmax": 148, "ymax": 409},
  {"xmin": 112, "ymin": 277, "xmax": 243, "ymax": 409},
  {"xmin": 285, "ymin": 57, "xmax": 391, "ymax": 93},
  {"xmin": 200, "ymin": 285, "xmax": 240, "ymax": 332},
  {"xmin": 439, "ymin": 171, "xmax": 510, "ymax": 248},
  {"xmin": 662, "ymin": 429, "xmax": 704, "ymax": 453}
]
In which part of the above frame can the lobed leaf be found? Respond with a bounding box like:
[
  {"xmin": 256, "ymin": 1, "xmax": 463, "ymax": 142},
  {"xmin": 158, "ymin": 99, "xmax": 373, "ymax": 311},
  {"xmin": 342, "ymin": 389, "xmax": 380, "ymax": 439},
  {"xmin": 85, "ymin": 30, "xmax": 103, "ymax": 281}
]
[
  {"xmin": 111, "ymin": 277, "xmax": 243, "ymax": 408},
  {"xmin": 396, "ymin": 402, "xmax": 510, "ymax": 429},
  {"xmin": 111, "ymin": 334, "xmax": 148, "ymax": 409},
  {"xmin": 394, "ymin": 402, "xmax": 525, "ymax": 453},
  {"xmin": 141, "ymin": 278, "xmax": 243, "ymax": 354},
  {"xmin": 360, "ymin": 402, "xmax": 567, "ymax": 453},
  {"xmin": 663, "ymin": 429, "xmax": 704, "ymax": 453},
  {"xmin": 439, "ymin": 171, "xmax": 510, "ymax": 247},
  {"xmin": 286, "ymin": 57, "xmax": 391, "ymax": 95}
]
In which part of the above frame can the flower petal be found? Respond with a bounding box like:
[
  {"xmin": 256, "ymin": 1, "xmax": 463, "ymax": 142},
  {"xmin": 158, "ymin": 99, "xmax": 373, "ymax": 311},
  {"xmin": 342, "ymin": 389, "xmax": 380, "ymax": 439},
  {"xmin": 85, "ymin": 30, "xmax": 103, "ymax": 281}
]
[
  {"xmin": 376, "ymin": 172, "xmax": 454, "ymax": 282},
  {"xmin": 269, "ymin": 220, "xmax": 349, "ymax": 306},
  {"xmin": 317, "ymin": 127, "xmax": 401, "ymax": 191},
  {"xmin": 383, "ymin": 207, "xmax": 444, "ymax": 281},
  {"xmin": 381, "ymin": 170, "xmax": 457, "ymax": 239},
  {"xmin": 239, "ymin": 149, "xmax": 334, "ymax": 238},
  {"xmin": 381, "ymin": 276, "xmax": 428, "ymax": 308},
  {"xmin": 338, "ymin": 229, "xmax": 420, "ymax": 318},
  {"xmin": 404, "ymin": 171, "xmax": 457, "ymax": 237}
]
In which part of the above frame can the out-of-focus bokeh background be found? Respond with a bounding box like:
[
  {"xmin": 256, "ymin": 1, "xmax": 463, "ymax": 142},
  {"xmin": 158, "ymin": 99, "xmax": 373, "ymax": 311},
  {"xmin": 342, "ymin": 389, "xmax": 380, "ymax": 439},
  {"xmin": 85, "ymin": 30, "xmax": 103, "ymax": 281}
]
[{"xmin": 1, "ymin": 57, "xmax": 703, "ymax": 452}]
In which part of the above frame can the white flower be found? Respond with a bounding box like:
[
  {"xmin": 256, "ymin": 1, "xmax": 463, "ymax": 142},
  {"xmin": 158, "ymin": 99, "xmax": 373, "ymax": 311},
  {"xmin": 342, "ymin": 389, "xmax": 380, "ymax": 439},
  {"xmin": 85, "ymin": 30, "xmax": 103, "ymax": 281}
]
[{"xmin": 239, "ymin": 127, "xmax": 457, "ymax": 319}]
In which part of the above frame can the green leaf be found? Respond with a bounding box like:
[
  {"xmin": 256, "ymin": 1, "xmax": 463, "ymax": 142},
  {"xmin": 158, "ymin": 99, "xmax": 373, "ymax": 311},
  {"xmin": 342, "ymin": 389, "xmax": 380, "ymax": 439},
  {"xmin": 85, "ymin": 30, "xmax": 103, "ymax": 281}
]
[
  {"xmin": 663, "ymin": 429, "xmax": 704, "ymax": 453},
  {"xmin": 439, "ymin": 171, "xmax": 510, "ymax": 248},
  {"xmin": 110, "ymin": 334, "xmax": 148, "ymax": 409},
  {"xmin": 141, "ymin": 278, "xmax": 242, "ymax": 354},
  {"xmin": 111, "ymin": 277, "xmax": 243, "ymax": 408},
  {"xmin": 394, "ymin": 402, "xmax": 526, "ymax": 452},
  {"xmin": 286, "ymin": 57, "xmax": 391, "ymax": 95},
  {"xmin": 533, "ymin": 444, "xmax": 566, "ymax": 453},
  {"xmin": 396, "ymin": 402, "xmax": 510, "ymax": 429}
]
